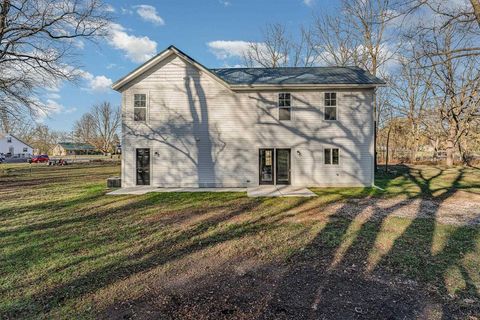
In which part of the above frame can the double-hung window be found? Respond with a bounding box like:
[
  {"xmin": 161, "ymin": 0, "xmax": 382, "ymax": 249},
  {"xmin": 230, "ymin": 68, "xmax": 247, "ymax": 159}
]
[
  {"xmin": 7, "ymin": 137, "xmax": 11, "ymax": 143},
  {"xmin": 278, "ymin": 93, "xmax": 291, "ymax": 121},
  {"xmin": 324, "ymin": 148, "xmax": 339, "ymax": 165},
  {"xmin": 324, "ymin": 92, "xmax": 337, "ymax": 120},
  {"xmin": 134, "ymin": 94, "xmax": 147, "ymax": 122}
]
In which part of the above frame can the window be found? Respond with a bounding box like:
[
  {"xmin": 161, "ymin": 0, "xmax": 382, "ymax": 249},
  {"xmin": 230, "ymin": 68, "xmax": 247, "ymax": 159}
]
[
  {"xmin": 7, "ymin": 136, "xmax": 11, "ymax": 143},
  {"xmin": 324, "ymin": 148, "xmax": 339, "ymax": 165},
  {"xmin": 134, "ymin": 94, "xmax": 147, "ymax": 122},
  {"xmin": 324, "ymin": 92, "xmax": 337, "ymax": 120},
  {"xmin": 23, "ymin": 147, "xmax": 28, "ymax": 153},
  {"xmin": 278, "ymin": 93, "xmax": 291, "ymax": 121}
]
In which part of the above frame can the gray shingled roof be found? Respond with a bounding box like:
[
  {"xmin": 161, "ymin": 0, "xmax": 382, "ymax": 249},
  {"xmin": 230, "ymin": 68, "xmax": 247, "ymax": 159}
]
[{"xmin": 210, "ymin": 66, "xmax": 384, "ymax": 86}]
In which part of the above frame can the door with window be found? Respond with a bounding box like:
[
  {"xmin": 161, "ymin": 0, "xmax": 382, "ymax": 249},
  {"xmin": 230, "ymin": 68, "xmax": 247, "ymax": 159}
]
[
  {"xmin": 259, "ymin": 149, "xmax": 274, "ymax": 185},
  {"xmin": 259, "ymin": 148, "xmax": 291, "ymax": 185},
  {"xmin": 275, "ymin": 149, "xmax": 291, "ymax": 185},
  {"xmin": 136, "ymin": 148, "xmax": 150, "ymax": 185}
]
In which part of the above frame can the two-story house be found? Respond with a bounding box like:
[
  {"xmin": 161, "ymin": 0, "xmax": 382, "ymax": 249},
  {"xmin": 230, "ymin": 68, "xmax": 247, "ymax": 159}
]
[{"xmin": 112, "ymin": 46, "xmax": 384, "ymax": 188}]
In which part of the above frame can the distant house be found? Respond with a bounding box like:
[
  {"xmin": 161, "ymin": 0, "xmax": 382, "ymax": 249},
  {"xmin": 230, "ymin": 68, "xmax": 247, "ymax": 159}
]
[
  {"xmin": 52, "ymin": 142, "xmax": 96, "ymax": 156},
  {"xmin": 0, "ymin": 133, "xmax": 34, "ymax": 157}
]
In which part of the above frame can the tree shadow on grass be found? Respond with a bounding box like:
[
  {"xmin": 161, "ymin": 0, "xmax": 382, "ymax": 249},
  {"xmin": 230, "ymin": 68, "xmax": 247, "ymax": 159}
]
[
  {"xmin": 101, "ymin": 165, "xmax": 480, "ymax": 319},
  {"xmin": 2, "ymin": 166, "xmax": 480, "ymax": 319},
  {"xmin": 1, "ymin": 192, "xmax": 310, "ymax": 318}
]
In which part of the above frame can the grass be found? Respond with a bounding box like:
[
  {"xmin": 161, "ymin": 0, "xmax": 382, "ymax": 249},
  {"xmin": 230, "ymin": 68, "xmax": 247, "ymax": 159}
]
[{"xmin": 0, "ymin": 162, "xmax": 479, "ymax": 318}]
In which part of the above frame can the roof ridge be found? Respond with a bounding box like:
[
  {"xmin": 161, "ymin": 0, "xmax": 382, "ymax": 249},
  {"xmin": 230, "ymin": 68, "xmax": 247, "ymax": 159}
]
[{"xmin": 210, "ymin": 66, "xmax": 363, "ymax": 70}]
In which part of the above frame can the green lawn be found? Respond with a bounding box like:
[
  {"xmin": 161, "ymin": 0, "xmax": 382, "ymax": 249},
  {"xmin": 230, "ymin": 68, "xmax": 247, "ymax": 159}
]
[{"xmin": 1, "ymin": 163, "xmax": 479, "ymax": 319}]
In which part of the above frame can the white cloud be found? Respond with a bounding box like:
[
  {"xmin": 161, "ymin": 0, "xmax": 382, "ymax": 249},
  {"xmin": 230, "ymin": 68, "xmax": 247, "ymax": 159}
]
[
  {"xmin": 207, "ymin": 40, "xmax": 273, "ymax": 66},
  {"xmin": 89, "ymin": 75, "xmax": 113, "ymax": 92},
  {"xmin": 219, "ymin": 0, "xmax": 231, "ymax": 6},
  {"xmin": 35, "ymin": 99, "xmax": 76, "ymax": 121},
  {"xmin": 121, "ymin": 7, "xmax": 133, "ymax": 14},
  {"xmin": 207, "ymin": 40, "xmax": 252, "ymax": 60},
  {"xmin": 303, "ymin": 0, "xmax": 314, "ymax": 7},
  {"xmin": 45, "ymin": 93, "xmax": 61, "ymax": 100},
  {"xmin": 107, "ymin": 23, "xmax": 157, "ymax": 63},
  {"xmin": 45, "ymin": 99, "xmax": 64, "ymax": 114},
  {"xmin": 134, "ymin": 5, "xmax": 165, "ymax": 26},
  {"xmin": 104, "ymin": 4, "xmax": 115, "ymax": 12},
  {"xmin": 81, "ymin": 72, "xmax": 113, "ymax": 92}
]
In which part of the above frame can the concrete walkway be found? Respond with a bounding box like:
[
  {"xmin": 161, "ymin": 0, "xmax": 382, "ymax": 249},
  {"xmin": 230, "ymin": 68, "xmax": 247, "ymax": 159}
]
[
  {"xmin": 107, "ymin": 187, "xmax": 247, "ymax": 195},
  {"xmin": 247, "ymin": 186, "xmax": 317, "ymax": 197},
  {"xmin": 107, "ymin": 185, "xmax": 316, "ymax": 197}
]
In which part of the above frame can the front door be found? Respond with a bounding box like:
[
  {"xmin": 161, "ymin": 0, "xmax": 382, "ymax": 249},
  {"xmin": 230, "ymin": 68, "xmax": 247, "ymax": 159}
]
[
  {"xmin": 275, "ymin": 149, "xmax": 291, "ymax": 185},
  {"xmin": 259, "ymin": 149, "xmax": 274, "ymax": 185},
  {"xmin": 136, "ymin": 148, "xmax": 150, "ymax": 185}
]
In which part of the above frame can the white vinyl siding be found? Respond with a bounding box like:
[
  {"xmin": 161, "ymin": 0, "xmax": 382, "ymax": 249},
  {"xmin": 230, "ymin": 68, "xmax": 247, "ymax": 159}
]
[{"xmin": 120, "ymin": 54, "xmax": 374, "ymax": 187}]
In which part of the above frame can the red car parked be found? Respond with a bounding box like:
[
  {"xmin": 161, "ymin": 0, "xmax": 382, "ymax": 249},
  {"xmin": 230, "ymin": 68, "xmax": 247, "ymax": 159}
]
[{"xmin": 30, "ymin": 154, "xmax": 49, "ymax": 163}]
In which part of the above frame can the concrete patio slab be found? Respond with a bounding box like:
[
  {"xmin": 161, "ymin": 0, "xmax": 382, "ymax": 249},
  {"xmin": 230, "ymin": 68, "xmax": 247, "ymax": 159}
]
[
  {"xmin": 247, "ymin": 186, "xmax": 317, "ymax": 197},
  {"xmin": 107, "ymin": 187, "xmax": 247, "ymax": 195}
]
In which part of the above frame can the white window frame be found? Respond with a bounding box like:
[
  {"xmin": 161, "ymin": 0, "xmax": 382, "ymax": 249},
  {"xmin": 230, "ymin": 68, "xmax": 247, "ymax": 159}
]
[
  {"xmin": 324, "ymin": 148, "xmax": 339, "ymax": 165},
  {"xmin": 278, "ymin": 93, "xmax": 292, "ymax": 121},
  {"xmin": 133, "ymin": 93, "xmax": 148, "ymax": 122},
  {"xmin": 324, "ymin": 92, "xmax": 337, "ymax": 121}
]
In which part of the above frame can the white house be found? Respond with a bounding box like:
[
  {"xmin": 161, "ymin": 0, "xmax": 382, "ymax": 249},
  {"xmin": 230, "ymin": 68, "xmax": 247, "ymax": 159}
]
[
  {"xmin": 112, "ymin": 46, "xmax": 384, "ymax": 188},
  {"xmin": 0, "ymin": 133, "xmax": 34, "ymax": 157}
]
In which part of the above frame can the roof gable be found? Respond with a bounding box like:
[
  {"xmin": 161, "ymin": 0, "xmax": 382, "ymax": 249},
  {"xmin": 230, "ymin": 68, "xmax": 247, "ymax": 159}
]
[
  {"xmin": 112, "ymin": 46, "xmax": 231, "ymax": 91},
  {"xmin": 1, "ymin": 133, "xmax": 33, "ymax": 148}
]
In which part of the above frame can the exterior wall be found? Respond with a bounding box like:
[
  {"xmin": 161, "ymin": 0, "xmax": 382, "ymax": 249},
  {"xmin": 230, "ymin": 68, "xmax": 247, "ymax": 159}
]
[
  {"xmin": 52, "ymin": 145, "xmax": 67, "ymax": 156},
  {"xmin": 120, "ymin": 55, "xmax": 374, "ymax": 188},
  {"xmin": 0, "ymin": 134, "xmax": 33, "ymax": 157}
]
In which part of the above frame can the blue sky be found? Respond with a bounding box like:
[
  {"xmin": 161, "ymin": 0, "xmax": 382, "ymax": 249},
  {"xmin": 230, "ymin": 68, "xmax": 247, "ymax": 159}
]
[{"xmin": 42, "ymin": 0, "xmax": 337, "ymax": 131}]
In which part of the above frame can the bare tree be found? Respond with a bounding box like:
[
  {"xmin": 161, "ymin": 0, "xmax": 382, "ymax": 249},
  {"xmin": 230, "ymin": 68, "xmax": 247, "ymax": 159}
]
[
  {"xmin": 402, "ymin": 0, "xmax": 480, "ymax": 62},
  {"xmin": 74, "ymin": 102, "xmax": 120, "ymax": 154},
  {"xmin": 243, "ymin": 23, "xmax": 317, "ymax": 67},
  {"xmin": 24, "ymin": 124, "xmax": 63, "ymax": 154},
  {"xmin": 418, "ymin": 25, "xmax": 480, "ymax": 166},
  {"xmin": 311, "ymin": 13, "xmax": 365, "ymax": 67},
  {"xmin": 74, "ymin": 113, "xmax": 97, "ymax": 145},
  {"xmin": 0, "ymin": 0, "xmax": 110, "ymax": 129},
  {"xmin": 390, "ymin": 55, "xmax": 433, "ymax": 162}
]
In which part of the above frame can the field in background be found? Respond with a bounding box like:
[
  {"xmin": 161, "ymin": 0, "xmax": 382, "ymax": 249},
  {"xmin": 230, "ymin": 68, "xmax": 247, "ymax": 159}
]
[{"xmin": 1, "ymin": 163, "xmax": 479, "ymax": 319}]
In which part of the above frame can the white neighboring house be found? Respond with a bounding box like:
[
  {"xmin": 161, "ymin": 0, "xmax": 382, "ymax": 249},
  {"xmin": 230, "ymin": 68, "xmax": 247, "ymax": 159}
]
[
  {"xmin": 112, "ymin": 46, "xmax": 385, "ymax": 188},
  {"xmin": 0, "ymin": 133, "xmax": 34, "ymax": 158}
]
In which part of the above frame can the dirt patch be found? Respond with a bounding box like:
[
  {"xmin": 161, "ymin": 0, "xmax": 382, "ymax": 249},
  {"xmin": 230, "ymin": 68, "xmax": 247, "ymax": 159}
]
[
  {"xmin": 100, "ymin": 255, "xmax": 475, "ymax": 320},
  {"xmin": 289, "ymin": 192, "xmax": 480, "ymax": 226}
]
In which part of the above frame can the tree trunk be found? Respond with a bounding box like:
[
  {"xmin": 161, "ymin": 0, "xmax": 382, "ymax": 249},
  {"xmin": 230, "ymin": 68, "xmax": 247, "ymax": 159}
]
[
  {"xmin": 446, "ymin": 125, "xmax": 457, "ymax": 167},
  {"xmin": 385, "ymin": 126, "xmax": 392, "ymax": 173},
  {"xmin": 445, "ymin": 139, "xmax": 455, "ymax": 167}
]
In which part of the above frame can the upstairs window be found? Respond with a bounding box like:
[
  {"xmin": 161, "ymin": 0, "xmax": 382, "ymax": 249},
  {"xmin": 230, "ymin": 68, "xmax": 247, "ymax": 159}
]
[
  {"xmin": 278, "ymin": 93, "xmax": 291, "ymax": 121},
  {"xmin": 324, "ymin": 92, "xmax": 337, "ymax": 120},
  {"xmin": 134, "ymin": 94, "xmax": 147, "ymax": 122},
  {"xmin": 324, "ymin": 148, "xmax": 339, "ymax": 165},
  {"xmin": 6, "ymin": 136, "xmax": 11, "ymax": 143},
  {"xmin": 23, "ymin": 147, "xmax": 28, "ymax": 152}
]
